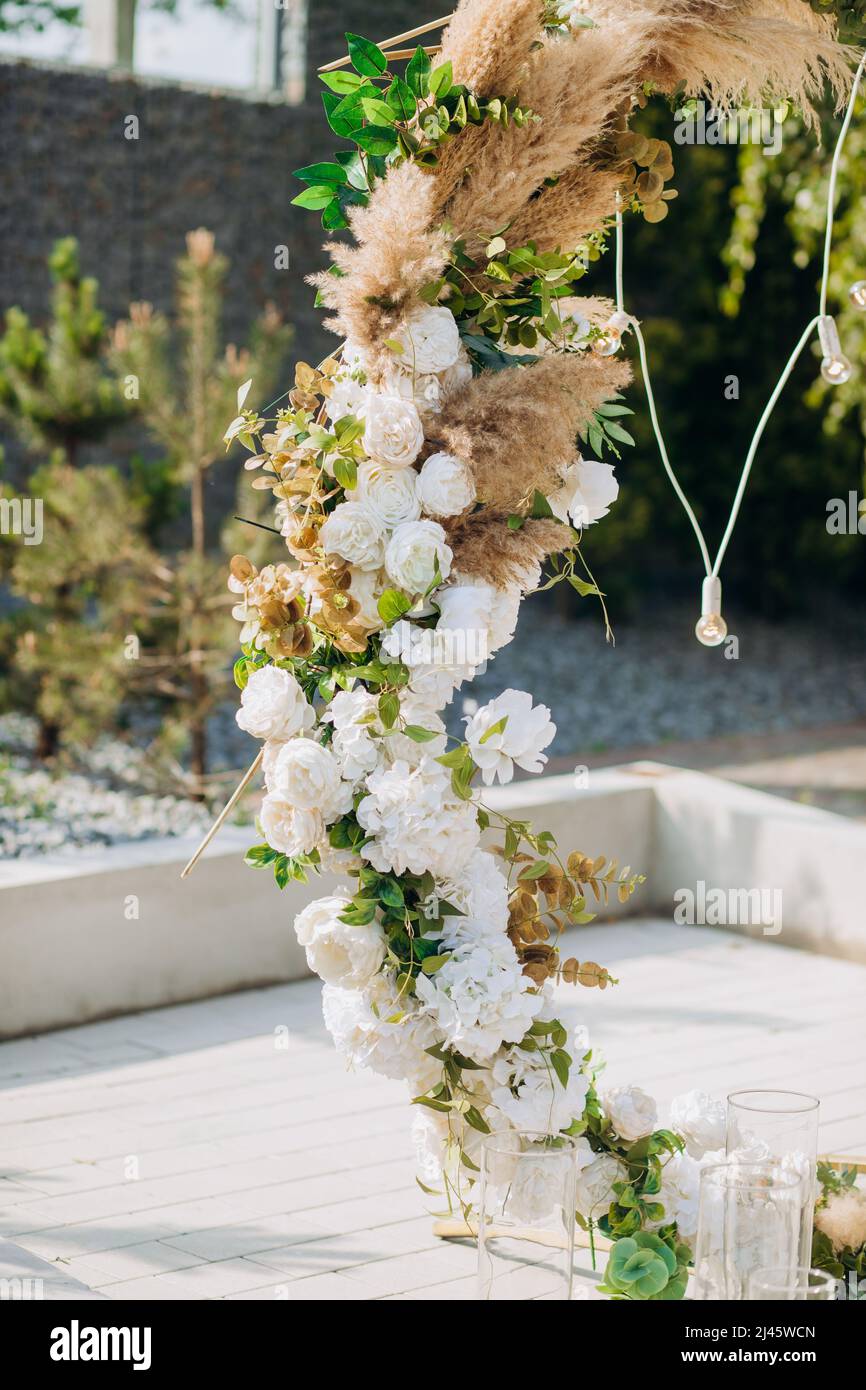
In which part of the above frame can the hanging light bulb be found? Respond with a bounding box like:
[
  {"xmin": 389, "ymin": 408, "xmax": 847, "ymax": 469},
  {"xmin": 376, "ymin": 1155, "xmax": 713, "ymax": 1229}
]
[
  {"xmin": 849, "ymin": 280, "xmax": 866, "ymax": 311},
  {"xmin": 593, "ymin": 310, "xmax": 633, "ymax": 357},
  {"xmin": 695, "ymin": 575, "xmax": 728, "ymax": 647},
  {"xmin": 818, "ymin": 314, "xmax": 853, "ymax": 385}
]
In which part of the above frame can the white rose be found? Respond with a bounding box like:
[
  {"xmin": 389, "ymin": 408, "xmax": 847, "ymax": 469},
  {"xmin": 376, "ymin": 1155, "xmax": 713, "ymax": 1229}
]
[
  {"xmin": 384, "ymin": 365, "xmax": 444, "ymax": 418},
  {"xmin": 465, "ymin": 689, "xmax": 555, "ymax": 786},
  {"xmin": 549, "ymin": 457, "xmax": 619, "ymax": 527},
  {"xmin": 603, "ymin": 1084, "xmax": 658, "ymax": 1143},
  {"xmin": 438, "ymin": 343, "xmax": 473, "ymax": 399},
  {"xmin": 320, "ymin": 500, "xmax": 386, "ymax": 571},
  {"xmin": 363, "ymin": 392, "xmax": 424, "ymax": 469},
  {"xmin": 356, "ymin": 460, "xmax": 420, "ymax": 528},
  {"xmin": 294, "ymin": 892, "xmax": 385, "ymax": 990},
  {"xmin": 396, "ymin": 305, "xmax": 461, "ymax": 374},
  {"xmin": 260, "ymin": 794, "xmax": 324, "ymax": 857},
  {"xmin": 236, "ymin": 665, "xmax": 316, "ymax": 741},
  {"xmin": 416, "ymin": 452, "xmax": 476, "ymax": 519},
  {"xmin": 575, "ymin": 1152, "xmax": 623, "ymax": 1221},
  {"xmin": 269, "ymin": 739, "xmax": 352, "ymax": 822},
  {"xmin": 385, "ymin": 519, "xmax": 452, "ymax": 594},
  {"xmin": 669, "ymin": 1090, "xmax": 727, "ymax": 1159}
]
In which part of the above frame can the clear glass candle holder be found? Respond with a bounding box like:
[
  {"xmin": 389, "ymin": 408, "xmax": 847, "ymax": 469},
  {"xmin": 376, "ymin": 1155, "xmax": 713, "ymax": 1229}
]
[
  {"xmin": 748, "ymin": 1265, "xmax": 837, "ymax": 1301},
  {"xmin": 692, "ymin": 1161, "xmax": 806, "ymax": 1300},
  {"xmin": 727, "ymin": 1090, "xmax": 819, "ymax": 1265},
  {"xmin": 477, "ymin": 1132, "xmax": 577, "ymax": 1301}
]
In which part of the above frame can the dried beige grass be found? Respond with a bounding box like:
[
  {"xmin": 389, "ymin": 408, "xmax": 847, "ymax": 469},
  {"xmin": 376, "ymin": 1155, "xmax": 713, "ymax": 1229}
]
[
  {"xmin": 505, "ymin": 162, "xmax": 624, "ymax": 251},
  {"xmin": 437, "ymin": 0, "xmax": 543, "ymax": 98},
  {"xmin": 432, "ymin": 352, "xmax": 631, "ymax": 513},
  {"xmin": 447, "ymin": 515, "xmax": 571, "ymax": 590}
]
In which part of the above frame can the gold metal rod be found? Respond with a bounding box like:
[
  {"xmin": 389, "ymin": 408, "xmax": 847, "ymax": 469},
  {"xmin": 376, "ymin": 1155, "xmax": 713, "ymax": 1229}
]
[
  {"xmin": 432, "ymin": 1217, "xmax": 612, "ymax": 1254},
  {"xmin": 180, "ymin": 749, "xmax": 263, "ymax": 880},
  {"xmin": 318, "ymin": 14, "xmax": 451, "ymax": 72},
  {"xmin": 319, "ymin": 44, "xmax": 441, "ymax": 74}
]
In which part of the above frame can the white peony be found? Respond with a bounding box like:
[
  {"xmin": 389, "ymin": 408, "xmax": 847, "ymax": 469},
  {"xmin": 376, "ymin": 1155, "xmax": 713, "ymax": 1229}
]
[
  {"xmin": 363, "ymin": 392, "xmax": 425, "ymax": 469},
  {"xmin": 320, "ymin": 501, "xmax": 386, "ymax": 572},
  {"xmin": 322, "ymin": 974, "xmax": 442, "ymax": 1089},
  {"xmin": 438, "ymin": 577, "xmax": 521, "ymax": 660},
  {"xmin": 260, "ymin": 794, "xmax": 324, "ymax": 857},
  {"xmin": 395, "ymin": 305, "xmax": 461, "ymax": 375},
  {"xmin": 268, "ymin": 739, "xmax": 353, "ymax": 822},
  {"xmin": 415, "ymin": 935, "xmax": 543, "ymax": 1061},
  {"xmin": 357, "ymin": 757, "xmax": 479, "ymax": 880},
  {"xmin": 465, "ymin": 689, "xmax": 556, "ymax": 785},
  {"xmin": 384, "ymin": 519, "xmax": 453, "ymax": 595},
  {"xmin": 324, "ymin": 687, "xmax": 383, "ymax": 782},
  {"xmin": 549, "ymin": 457, "xmax": 619, "ymax": 527},
  {"xmin": 261, "ymin": 737, "xmax": 287, "ymax": 793},
  {"xmin": 603, "ymin": 1084, "xmax": 659, "ymax": 1143},
  {"xmin": 356, "ymin": 460, "xmax": 420, "ymax": 529},
  {"xmin": 669, "ymin": 1090, "xmax": 727, "ymax": 1159},
  {"xmin": 294, "ymin": 891, "xmax": 386, "ymax": 990},
  {"xmin": 416, "ymin": 452, "xmax": 476, "ymax": 519},
  {"xmin": 575, "ymin": 1152, "xmax": 623, "ymax": 1221},
  {"xmin": 649, "ymin": 1151, "xmax": 702, "ymax": 1245},
  {"xmin": 236, "ymin": 664, "xmax": 316, "ymax": 742}
]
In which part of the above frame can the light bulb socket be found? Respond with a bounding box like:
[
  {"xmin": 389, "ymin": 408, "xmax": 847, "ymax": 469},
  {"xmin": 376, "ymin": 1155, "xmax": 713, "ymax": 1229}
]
[
  {"xmin": 701, "ymin": 575, "xmax": 723, "ymax": 618},
  {"xmin": 818, "ymin": 314, "xmax": 843, "ymax": 360}
]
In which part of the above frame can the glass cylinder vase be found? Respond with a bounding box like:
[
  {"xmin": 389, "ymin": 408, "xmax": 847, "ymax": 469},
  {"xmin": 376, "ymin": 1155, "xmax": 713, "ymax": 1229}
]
[
  {"xmin": 727, "ymin": 1090, "xmax": 819, "ymax": 1266},
  {"xmin": 692, "ymin": 1161, "xmax": 806, "ymax": 1300},
  {"xmin": 477, "ymin": 1132, "xmax": 577, "ymax": 1301},
  {"xmin": 748, "ymin": 1265, "xmax": 836, "ymax": 1301}
]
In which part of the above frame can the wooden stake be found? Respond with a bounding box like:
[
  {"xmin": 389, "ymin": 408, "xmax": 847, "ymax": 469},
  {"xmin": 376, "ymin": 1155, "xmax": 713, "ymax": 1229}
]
[
  {"xmin": 318, "ymin": 13, "xmax": 451, "ymax": 72},
  {"xmin": 180, "ymin": 749, "xmax": 263, "ymax": 880}
]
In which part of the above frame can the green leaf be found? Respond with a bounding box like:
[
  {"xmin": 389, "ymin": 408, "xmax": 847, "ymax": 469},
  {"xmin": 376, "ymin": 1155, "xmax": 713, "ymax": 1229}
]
[
  {"xmin": 322, "ymin": 200, "xmax": 349, "ymax": 231},
  {"xmin": 291, "ymin": 185, "xmax": 337, "ymax": 210},
  {"xmin": 273, "ymin": 856, "xmax": 291, "ymax": 890},
  {"xmin": 377, "ymin": 588, "xmax": 412, "ymax": 624},
  {"xmin": 320, "ymin": 70, "xmax": 366, "ymax": 94},
  {"xmin": 354, "ymin": 125, "xmax": 398, "ymax": 156},
  {"xmin": 569, "ymin": 576, "xmax": 601, "ymax": 598},
  {"xmin": 386, "ymin": 76, "xmax": 417, "ymax": 121},
  {"xmin": 336, "ymin": 149, "xmax": 369, "ymax": 191},
  {"xmin": 332, "ymin": 455, "xmax": 357, "ymax": 491},
  {"xmin": 530, "ymin": 489, "xmax": 554, "ymax": 519},
  {"xmin": 361, "ymin": 96, "xmax": 397, "ymax": 126},
  {"xmin": 464, "ymin": 1105, "xmax": 491, "ymax": 1135},
  {"xmin": 428, "ymin": 59, "xmax": 453, "ymax": 100},
  {"xmin": 421, "ymin": 954, "xmax": 450, "ymax": 975},
  {"xmin": 551, "ymin": 1049, "xmax": 572, "ymax": 1088},
  {"xmin": 478, "ymin": 715, "xmax": 508, "ymax": 745},
  {"xmin": 245, "ymin": 844, "xmax": 278, "ymax": 867},
  {"xmin": 518, "ymin": 860, "xmax": 550, "ymax": 881},
  {"xmin": 346, "ymin": 32, "xmax": 388, "ymax": 77},
  {"xmin": 339, "ymin": 899, "xmax": 378, "ymax": 926},
  {"xmin": 293, "ymin": 162, "xmax": 348, "ymax": 186},
  {"xmin": 378, "ymin": 691, "xmax": 399, "ymax": 729},
  {"xmin": 322, "ymin": 91, "xmax": 363, "ymax": 139},
  {"xmin": 405, "ymin": 45, "xmax": 431, "ymax": 97},
  {"xmin": 403, "ymin": 724, "xmax": 440, "ymax": 743}
]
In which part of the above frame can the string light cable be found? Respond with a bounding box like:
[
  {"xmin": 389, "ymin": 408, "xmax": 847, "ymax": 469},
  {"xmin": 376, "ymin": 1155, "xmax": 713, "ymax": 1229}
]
[{"xmin": 609, "ymin": 51, "xmax": 866, "ymax": 645}]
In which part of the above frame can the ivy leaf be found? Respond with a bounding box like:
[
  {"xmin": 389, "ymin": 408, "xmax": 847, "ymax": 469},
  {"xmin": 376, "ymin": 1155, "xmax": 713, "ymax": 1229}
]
[
  {"xmin": 339, "ymin": 899, "xmax": 378, "ymax": 926},
  {"xmin": 245, "ymin": 844, "xmax": 278, "ymax": 867},
  {"xmin": 478, "ymin": 715, "xmax": 508, "ymax": 745},
  {"xmin": 291, "ymin": 185, "xmax": 337, "ymax": 210},
  {"xmin": 292, "ymin": 162, "xmax": 348, "ymax": 186},
  {"xmin": 273, "ymin": 856, "xmax": 291, "ymax": 890},
  {"xmin": 346, "ymin": 32, "xmax": 388, "ymax": 77},
  {"xmin": 403, "ymin": 724, "xmax": 440, "ymax": 743},
  {"xmin": 421, "ymin": 954, "xmax": 450, "ymax": 975},
  {"xmin": 428, "ymin": 59, "xmax": 453, "ymax": 100},
  {"xmin": 378, "ymin": 691, "xmax": 399, "ymax": 729},
  {"xmin": 386, "ymin": 75, "xmax": 417, "ymax": 121},
  {"xmin": 405, "ymin": 45, "xmax": 431, "ymax": 97},
  {"xmin": 377, "ymin": 588, "xmax": 412, "ymax": 624}
]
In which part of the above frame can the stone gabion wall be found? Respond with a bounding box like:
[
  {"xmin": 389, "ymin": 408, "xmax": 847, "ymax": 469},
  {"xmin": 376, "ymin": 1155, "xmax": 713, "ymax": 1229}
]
[{"xmin": 0, "ymin": 0, "xmax": 445, "ymax": 483}]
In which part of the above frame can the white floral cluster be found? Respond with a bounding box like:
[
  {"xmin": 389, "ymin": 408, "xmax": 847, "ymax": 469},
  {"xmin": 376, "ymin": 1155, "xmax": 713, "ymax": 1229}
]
[{"xmin": 233, "ymin": 297, "xmax": 626, "ymax": 1196}]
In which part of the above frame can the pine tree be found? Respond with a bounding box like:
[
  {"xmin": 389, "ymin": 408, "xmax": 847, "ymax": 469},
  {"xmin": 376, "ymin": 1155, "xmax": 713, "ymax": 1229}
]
[
  {"xmin": 0, "ymin": 238, "xmax": 153, "ymax": 759},
  {"xmin": 112, "ymin": 229, "xmax": 292, "ymax": 794}
]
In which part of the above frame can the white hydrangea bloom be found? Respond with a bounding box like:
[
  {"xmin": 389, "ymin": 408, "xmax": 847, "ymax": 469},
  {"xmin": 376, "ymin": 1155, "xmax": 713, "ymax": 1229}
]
[
  {"xmin": 415, "ymin": 935, "xmax": 542, "ymax": 1061},
  {"xmin": 465, "ymin": 689, "xmax": 556, "ymax": 785},
  {"xmin": 648, "ymin": 1151, "xmax": 702, "ymax": 1245},
  {"xmin": 324, "ymin": 688, "xmax": 382, "ymax": 782},
  {"xmin": 322, "ymin": 974, "xmax": 442, "ymax": 1090},
  {"xmin": 357, "ymin": 757, "xmax": 479, "ymax": 879},
  {"xmin": 236, "ymin": 665, "xmax": 316, "ymax": 742},
  {"xmin": 433, "ymin": 848, "xmax": 511, "ymax": 950}
]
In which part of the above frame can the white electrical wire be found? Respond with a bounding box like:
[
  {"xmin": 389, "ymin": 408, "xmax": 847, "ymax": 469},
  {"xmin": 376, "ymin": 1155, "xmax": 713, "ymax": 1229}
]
[{"xmin": 615, "ymin": 52, "xmax": 866, "ymax": 582}]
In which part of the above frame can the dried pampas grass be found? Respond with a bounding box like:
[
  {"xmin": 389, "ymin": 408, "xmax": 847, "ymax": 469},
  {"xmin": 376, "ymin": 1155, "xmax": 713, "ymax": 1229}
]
[
  {"xmin": 447, "ymin": 514, "xmax": 571, "ymax": 591},
  {"xmin": 438, "ymin": 0, "xmax": 543, "ymax": 98},
  {"xmin": 433, "ymin": 352, "xmax": 632, "ymax": 514}
]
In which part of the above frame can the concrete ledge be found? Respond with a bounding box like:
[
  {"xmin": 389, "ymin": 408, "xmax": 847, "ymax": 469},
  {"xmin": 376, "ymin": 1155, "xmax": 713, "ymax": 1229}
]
[{"xmin": 0, "ymin": 763, "xmax": 863, "ymax": 1038}]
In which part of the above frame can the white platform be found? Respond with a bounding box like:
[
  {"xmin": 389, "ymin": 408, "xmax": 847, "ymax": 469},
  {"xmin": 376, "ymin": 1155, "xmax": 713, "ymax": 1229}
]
[
  {"xmin": 0, "ymin": 918, "xmax": 863, "ymax": 1301},
  {"xmin": 2, "ymin": 764, "xmax": 864, "ymax": 1038}
]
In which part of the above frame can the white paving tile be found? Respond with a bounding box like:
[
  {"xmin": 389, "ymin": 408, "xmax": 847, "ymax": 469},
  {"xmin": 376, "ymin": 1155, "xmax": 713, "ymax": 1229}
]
[{"xmin": 1, "ymin": 918, "xmax": 864, "ymax": 1300}]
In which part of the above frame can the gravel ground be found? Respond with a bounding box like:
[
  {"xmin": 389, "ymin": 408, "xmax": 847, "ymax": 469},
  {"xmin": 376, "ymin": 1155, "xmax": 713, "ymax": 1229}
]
[{"xmin": 2, "ymin": 602, "xmax": 864, "ymax": 858}]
